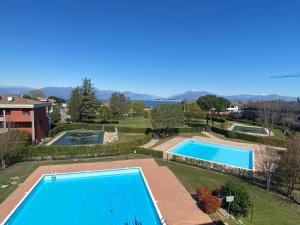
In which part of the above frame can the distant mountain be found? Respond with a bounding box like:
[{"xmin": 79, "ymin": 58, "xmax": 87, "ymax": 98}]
[
  {"xmin": 0, "ymin": 86, "xmax": 297, "ymax": 102},
  {"xmin": 224, "ymin": 94, "xmax": 298, "ymax": 102},
  {"xmin": 168, "ymin": 90, "xmax": 213, "ymax": 101},
  {"xmin": 0, "ymin": 86, "xmax": 34, "ymax": 95},
  {"xmin": 0, "ymin": 86, "xmax": 161, "ymax": 100}
]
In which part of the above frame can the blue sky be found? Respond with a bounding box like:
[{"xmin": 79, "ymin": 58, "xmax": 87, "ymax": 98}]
[{"xmin": 0, "ymin": 0, "xmax": 300, "ymax": 97}]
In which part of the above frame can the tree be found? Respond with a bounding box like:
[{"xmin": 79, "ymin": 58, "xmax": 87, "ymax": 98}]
[
  {"xmin": 280, "ymin": 110, "xmax": 296, "ymax": 139},
  {"xmin": 48, "ymin": 96, "xmax": 66, "ymax": 104},
  {"xmin": 110, "ymin": 92, "xmax": 129, "ymax": 120},
  {"xmin": 183, "ymin": 101, "xmax": 205, "ymax": 123},
  {"xmin": 257, "ymin": 100, "xmax": 280, "ymax": 138},
  {"xmin": 97, "ymin": 105, "xmax": 113, "ymax": 122},
  {"xmin": 0, "ymin": 126, "xmax": 31, "ymax": 168},
  {"xmin": 68, "ymin": 86, "xmax": 81, "ymax": 122},
  {"xmin": 275, "ymin": 136, "xmax": 300, "ymax": 198},
  {"xmin": 30, "ymin": 89, "xmax": 45, "ymax": 98},
  {"xmin": 196, "ymin": 95, "xmax": 230, "ymax": 125},
  {"xmin": 50, "ymin": 105, "xmax": 61, "ymax": 123},
  {"xmin": 80, "ymin": 78, "xmax": 98, "ymax": 121},
  {"xmin": 151, "ymin": 104, "xmax": 184, "ymax": 136},
  {"xmin": 257, "ymin": 144, "xmax": 278, "ymax": 191},
  {"xmin": 22, "ymin": 94, "xmax": 33, "ymax": 99},
  {"xmin": 130, "ymin": 101, "xmax": 145, "ymax": 117}
]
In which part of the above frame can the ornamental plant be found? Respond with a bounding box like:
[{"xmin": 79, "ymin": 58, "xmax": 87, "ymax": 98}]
[
  {"xmin": 201, "ymin": 195, "xmax": 221, "ymax": 213},
  {"xmin": 196, "ymin": 187, "xmax": 212, "ymax": 200}
]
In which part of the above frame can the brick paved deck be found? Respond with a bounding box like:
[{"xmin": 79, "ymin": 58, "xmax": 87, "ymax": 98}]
[{"xmin": 0, "ymin": 159, "xmax": 212, "ymax": 225}]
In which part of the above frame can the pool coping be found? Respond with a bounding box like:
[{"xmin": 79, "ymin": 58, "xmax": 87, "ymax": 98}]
[
  {"xmin": 167, "ymin": 139, "xmax": 255, "ymax": 171},
  {"xmin": 0, "ymin": 167, "xmax": 164, "ymax": 225}
]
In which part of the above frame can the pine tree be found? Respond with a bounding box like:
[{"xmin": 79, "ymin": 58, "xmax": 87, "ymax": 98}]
[
  {"xmin": 80, "ymin": 78, "xmax": 98, "ymax": 121},
  {"xmin": 297, "ymin": 97, "xmax": 300, "ymax": 103},
  {"xmin": 50, "ymin": 105, "xmax": 61, "ymax": 123},
  {"xmin": 68, "ymin": 86, "xmax": 81, "ymax": 122}
]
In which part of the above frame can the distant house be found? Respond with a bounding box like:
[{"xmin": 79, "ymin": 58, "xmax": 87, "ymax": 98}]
[
  {"xmin": 226, "ymin": 105, "xmax": 240, "ymax": 113},
  {"xmin": 0, "ymin": 95, "xmax": 50, "ymax": 143}
]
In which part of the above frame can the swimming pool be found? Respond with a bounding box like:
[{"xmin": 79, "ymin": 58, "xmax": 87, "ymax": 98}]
[
  {"xmin": 51, "ymin": 130, "xmax": 104, "ymax": 145},
  {"xmin": 232, "ymin": 125, "xmax": 268, "ymax": 135},
  {"xmin": 169, "ymin": 140, "xmax": 254, "ymax": 170},
  {"xmin": 2, "ymin": 168, "xmax": 162, "ymax": 225}
]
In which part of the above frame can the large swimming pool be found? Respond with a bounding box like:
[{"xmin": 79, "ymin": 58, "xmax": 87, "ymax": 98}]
[
  {"xmin": 169, "ymin": 140, "xmax": 254, "ymax": 170},
  {"xmin": 3, "ymin": 168, "xmax": 162, "ymax": 225}
]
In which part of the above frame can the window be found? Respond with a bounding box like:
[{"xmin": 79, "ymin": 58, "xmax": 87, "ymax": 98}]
[
  {"xmin": 0, "ymin": 110, "xmax": 3, "ymax": 116},
  {"xmin": 6, "ymin": 109, "xmax": 11, "ymax": 115},
  {"xmin": 23, "ymin": 110, "xmax": 30, "ymax": 116}
]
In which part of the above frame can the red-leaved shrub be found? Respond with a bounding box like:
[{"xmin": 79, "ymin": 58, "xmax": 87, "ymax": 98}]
[
  {"xmin": 196, "ymin": 187, "xmax": 211, "ymax": 200},
  {"xmin": 201, "ymin": 195, "xmax": 221, "ymax": 213}
]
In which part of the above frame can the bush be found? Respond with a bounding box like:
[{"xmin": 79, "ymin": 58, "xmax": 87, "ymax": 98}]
[
  {"xmin": 221, "ymin": 181, "xmax": 251, "ymax": 217},
  {"xmin": 196, "ymin": 187, "xmax": 212, "ymax": 200},
  {"xmin": 201, "ymin": 195, "xmax": 221, "ymax": 213}
]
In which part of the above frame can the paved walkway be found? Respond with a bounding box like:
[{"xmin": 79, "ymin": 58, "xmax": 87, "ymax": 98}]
[{"xmin": 0, "ymin": 159, "xmax": 212, "ymax": 225}]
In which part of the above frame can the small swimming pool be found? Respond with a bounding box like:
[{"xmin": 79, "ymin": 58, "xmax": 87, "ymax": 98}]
[
  {"xmin": 232, "ymin": 125, "xmax": 268, "ymax": 135},
  {"xmin": 2, "ymin": 168, "xmax": 162, "ymax": 225},
  {"xmin": 51, "ymin": 130, "xmax": 104, "ymax": 145},
  {"xmin": 169, "ymin": 140, "xmax": 254, "ymax": 170}
]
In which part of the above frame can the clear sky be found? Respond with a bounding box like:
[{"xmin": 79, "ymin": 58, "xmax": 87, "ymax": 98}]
[{"xmin": 0, "ymin": 0, "xmax": 300, "ymax": 97}]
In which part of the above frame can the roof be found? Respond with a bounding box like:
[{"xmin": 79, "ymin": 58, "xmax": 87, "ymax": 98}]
[{"xmin": 0, "ymin": 95, "xmax": 50, "ymax": 108}]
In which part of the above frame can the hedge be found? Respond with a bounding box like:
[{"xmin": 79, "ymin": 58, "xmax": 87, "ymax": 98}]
[
  {"xmin": 210, "ymin": 126, "xmax": 286, "ymax": 147},
  {"xmin": 10, "ymin": 134, "xmax": 164, "ymax": 161},
  {"xmin": 49, "ymin": 123, "xmax": 205, "ymax": 137}
]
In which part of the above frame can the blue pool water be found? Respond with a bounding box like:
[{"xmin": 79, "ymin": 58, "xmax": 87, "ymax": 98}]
[
  {"xmin": 4, "ymin": 169, "xmax": 162, "ymax": 225},
  {"xmin": 170, "ymin": 140, "xmax": 253, "ymax": 170}
]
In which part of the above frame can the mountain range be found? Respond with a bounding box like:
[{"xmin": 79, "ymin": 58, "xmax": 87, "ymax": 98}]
[{"xmin": 0, "ymin": 86, "xmax": 297, "ymax": 102}]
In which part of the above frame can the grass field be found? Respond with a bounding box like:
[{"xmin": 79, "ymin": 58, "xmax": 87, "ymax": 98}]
[
  {"xmin": 117, "ymin": 117, "xmax": 152, "ymax": 128},
  {"xmin": 156, "ymin": 159, "xmax": 300, "ymax": 225}
]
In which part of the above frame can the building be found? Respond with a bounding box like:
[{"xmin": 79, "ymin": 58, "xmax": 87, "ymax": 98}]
[
  {"xmin": 226, "ymin": 105, "xmax": 240, "ymax": 113},
  {"xmin": 0, "ymin": 95, "xmax": 50, "ymax": 143}
]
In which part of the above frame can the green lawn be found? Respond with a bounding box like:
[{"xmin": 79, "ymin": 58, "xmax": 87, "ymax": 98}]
[
  {"xmin": 156, "ymin": 159, "xmax": 300, "ymax": 225},
  {"xmin": 117, "ymin": 117, "xmax": 152, "ymax": 128}
]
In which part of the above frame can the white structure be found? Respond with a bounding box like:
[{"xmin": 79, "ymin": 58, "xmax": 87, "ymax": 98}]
[{"xmin": 226, "ymin": 105, "xmax": 240, "ymax": 113}]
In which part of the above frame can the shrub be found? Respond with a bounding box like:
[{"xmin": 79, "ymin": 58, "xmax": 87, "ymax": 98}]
[
  {"xmin": 201, "ymin": 195, "xmax": 221, "ymax": 213},
  {"xmin": 196, "ymin": 187, "xmax": 212, "ymax": 200},
  {"xmin": 220, "ymin": 181, "xmax": 251, "ymax": 217}
]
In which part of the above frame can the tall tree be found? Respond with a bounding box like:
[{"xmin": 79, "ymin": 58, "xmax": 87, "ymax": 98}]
[
  {"xmin": 151, "ymin": 104, "xmax": 184, "ymax": 136},
  {"xmin": 97, "ymin": 105, "xmax": 113, "ymax": 122},
  {"xmin": 110, "ymin": 92, "xmax": 129, "ymax": 120},
  {"xmin": 0, "ymin": 125, "xmax": 31, "ymax": 168},
  {"xmin": 257, "ymin": 144, "xmax": 278, "ymax": 191},
  {"xmin": 131, "ymin": 101, "xmax": 145, "ymax": 117},
  {"xmin": 68, "ymin": 86, "xmax": 81, "ymax": 122},
  {"xmin": 50, "ymin": 105, "xmax": 61, "ymax": 123},
  {"xmin": 196, "ymin": 95, "xmax": 230, "ymax": 125},
  {"xmin": 80, "ymin": 78, "xmax": 98, "ymax": 121},
  {"xmin": 183, "ymin": 101, "xmax": 205, "ymax": 123},
  {"xmin": 257, "ymin": 100, "xmax": 280, "ymax": 138},
  {"xmin": 275, "ymin": 135, "xmax": 300, "ymax": 198},
  {"xmin": 280, "ymin": 109, "xmax": 296, "ymax": 139},
  {"xmin": 29, "ymin": 89, "xmax": 45, "ymax": 98}
]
